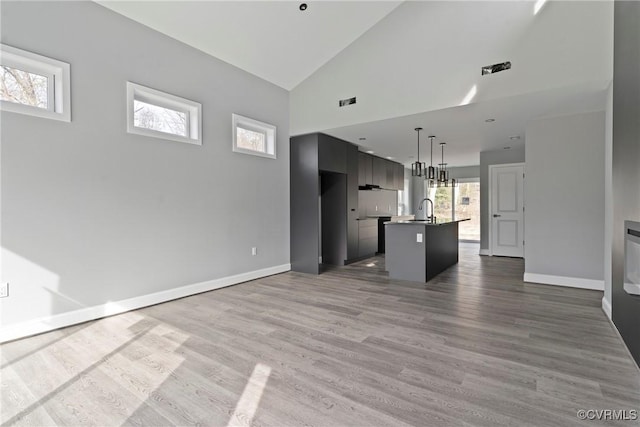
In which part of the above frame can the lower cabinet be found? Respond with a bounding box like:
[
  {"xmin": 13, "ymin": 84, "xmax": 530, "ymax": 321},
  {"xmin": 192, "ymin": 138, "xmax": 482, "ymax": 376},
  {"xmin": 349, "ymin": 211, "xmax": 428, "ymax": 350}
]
[{"xmin": 358, "ymin": 219, "xmax": 378, "ymax": 257}]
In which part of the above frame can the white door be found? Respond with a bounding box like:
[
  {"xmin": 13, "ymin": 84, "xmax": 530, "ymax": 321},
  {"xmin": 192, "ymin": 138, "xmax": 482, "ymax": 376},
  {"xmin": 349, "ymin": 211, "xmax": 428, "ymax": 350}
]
[{"xmin": 490, "ymin": 163, "xmax": 524, "ymax": 257}]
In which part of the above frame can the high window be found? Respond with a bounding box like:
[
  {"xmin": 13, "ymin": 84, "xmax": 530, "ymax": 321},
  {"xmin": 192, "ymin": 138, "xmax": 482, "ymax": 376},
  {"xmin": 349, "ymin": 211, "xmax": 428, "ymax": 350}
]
[
  {"xmin": 126, "ymin": 82, "xmax": 202, "ymax": 145},
  {"xmin": 0, "ymin": 44, "xmax": 71, "ymax": 122},
  {"xmin": 232, "ymin": 113, "xmax": 276, "ymax": 159}
]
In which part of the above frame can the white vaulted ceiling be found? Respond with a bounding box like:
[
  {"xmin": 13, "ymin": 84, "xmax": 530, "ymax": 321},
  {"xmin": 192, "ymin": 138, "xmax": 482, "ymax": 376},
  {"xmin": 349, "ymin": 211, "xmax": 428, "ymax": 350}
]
[
  {"xmin": 96, "ymin": 0, "xmax": 402, "ymax": 90},
  {"xmin": 97, "ymin": 0, "xmax": 614, "ymax": 167}
]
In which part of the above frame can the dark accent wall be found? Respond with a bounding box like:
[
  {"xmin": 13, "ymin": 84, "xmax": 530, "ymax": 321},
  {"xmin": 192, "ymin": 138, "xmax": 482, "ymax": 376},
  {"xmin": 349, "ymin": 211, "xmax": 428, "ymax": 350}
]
[
  {"xmin": 321, "ymin": 173, "xmax": 347, "ymax": 265},
  {"xmin": 290, "ymin": 134, "xmax": 319, "ymax": 274},
  {"xmin": 346, "ymin": 144, "xmax": 359, "ymax": 260},
  {"xmin": 290, "ymin": 133, "xmax": 359, "ymax": 272},
  {"xmin": 612, "ymin": 0, "xmax": 640, "ymax": 367}
]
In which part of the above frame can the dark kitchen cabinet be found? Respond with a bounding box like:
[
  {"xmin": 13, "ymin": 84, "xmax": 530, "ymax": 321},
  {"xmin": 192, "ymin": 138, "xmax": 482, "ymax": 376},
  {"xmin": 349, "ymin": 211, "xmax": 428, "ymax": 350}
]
[
  {"xmin": 346, "ymin": 144, "xmax": 359, "ymax": 260},
  {"xmin": 358, "ymin": 152, "xmax": 373, "ymax": 186},
  {"xmin": 394, "ymin": 163, "xmax": 405, "ymax": 191},
  {"xmin": 318, "ymin": 134, "xmax": 346, "ymax": 173},
  {"xmin": 386, "ymin": 161, "xmax": 395, "ymax": 189},
  {"xmin": 372, "ymin": 156, "xmax": 387, "ymax": 188},
  {"xmin": 358, "ymin": 219, "xmax": 378, "ymax": 257}
]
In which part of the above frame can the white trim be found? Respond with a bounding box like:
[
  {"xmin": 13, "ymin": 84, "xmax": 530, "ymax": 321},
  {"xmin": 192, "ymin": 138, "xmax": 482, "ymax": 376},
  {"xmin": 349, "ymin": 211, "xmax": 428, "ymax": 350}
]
[
  {"xmin": 232, "ymin": 113, "xmax": 277, "ymax": 159},
  {"xmin": 0, "ymin": 44, "xmax": 71, "ymax": 122},
  {"xmin": 126, "ymin": 82, "xmax": 202, "ymax": 145},
  {"xmin": 624, "ymin": 282, "xmax": 640, "ymax": 296},
  {"xmin": 523, "ymin": 272, "xmax": 604, "ymax": 291},
  {"xmin": 602, "ymin": 296, "xmax": 612, "ymax": 320},
  {"xmin": 0, "ymin": 263, "xmax": 291, "ymax": 344},
  {"xmin": 479, "ymin": 249, "xmax": 490, "ymax": 256}
]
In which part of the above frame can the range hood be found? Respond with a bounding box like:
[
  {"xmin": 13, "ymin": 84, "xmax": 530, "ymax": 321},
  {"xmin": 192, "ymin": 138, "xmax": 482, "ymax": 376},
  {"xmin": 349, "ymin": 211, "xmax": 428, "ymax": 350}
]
[{"xmin": 359, "ymin": 184, "xmax": 381, "ymax": 191}]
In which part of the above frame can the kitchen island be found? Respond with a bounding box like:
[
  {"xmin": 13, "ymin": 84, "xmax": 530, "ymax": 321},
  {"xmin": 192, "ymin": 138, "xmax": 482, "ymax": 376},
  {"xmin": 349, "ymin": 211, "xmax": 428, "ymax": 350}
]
[{"xmin": 385, "ymin": 219, "xmax": 469, "ymax": 282}]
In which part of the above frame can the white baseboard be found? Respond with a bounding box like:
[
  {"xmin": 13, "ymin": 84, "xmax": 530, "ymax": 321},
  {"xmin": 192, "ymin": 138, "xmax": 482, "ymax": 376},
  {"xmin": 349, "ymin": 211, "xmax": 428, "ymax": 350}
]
[
  {"xmin": 479, "ymin": 249, "xmax": 490, "ymax": 256},
  {"xmin": 0, "ymin": 263, "xmax": 291, "ymax": 344},
  {"xmin": 523, "ymin": 272, "xmax": 604, "ymax": 291},
  {"xmin": 602, "ymin": 296, "xmax": 612, "ymax": 320}
]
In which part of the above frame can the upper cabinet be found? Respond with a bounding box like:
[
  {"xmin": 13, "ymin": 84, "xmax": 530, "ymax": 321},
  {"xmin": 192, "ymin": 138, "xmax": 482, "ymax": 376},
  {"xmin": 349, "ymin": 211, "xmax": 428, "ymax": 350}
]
[
  {"xmin": 318, "ymin": 134, "xmax": 347, "ymax": 173},
  {"xmin": 358, "ymin": 152, "xmax": 373, "ymax": 186},
  {"xmin": 372, "ymin": 156, "xmax": 387, "ymax": 188},
  {"xmin": 394, "ymin": 163, "xmax": 405, "ymax": 191},
  {"xmin": 358, "ymin": 152, "xmax": 404, "ymax": 191}
]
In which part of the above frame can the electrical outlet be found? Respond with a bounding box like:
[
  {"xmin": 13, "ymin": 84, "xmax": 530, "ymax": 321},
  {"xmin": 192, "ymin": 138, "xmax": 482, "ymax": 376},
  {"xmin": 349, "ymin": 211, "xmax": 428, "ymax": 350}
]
[
  {"xmin": 416, "ymin": 233, "xmax": 423, "ymax": 243},
  {"xmin": 251, "ymin": 247, "xmax": 257, "ymax": 256},
  {"xmin": 0, "ymin": 282, "xmax": 8, "ymax": 298}
]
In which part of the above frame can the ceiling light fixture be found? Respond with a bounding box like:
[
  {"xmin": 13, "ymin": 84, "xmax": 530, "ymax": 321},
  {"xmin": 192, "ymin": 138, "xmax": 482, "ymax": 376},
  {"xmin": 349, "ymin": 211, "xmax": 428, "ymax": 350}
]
[
  {"xmin": 411, "ymin": 127, "xmax": 426, "ymax": 177},
  {"xmin": 426, "ymin": 135, "xmax": 437, "ymax": 185},
  {"xmin": 509, "ymin": 135, "xmax": 521, "ymax": 140},
  {"xmin": 437, "ymin": 142, "xmax": 457, "ymax": 188},
  {"xmin": 485, "ymin": 118, "xmax": 495, "ymax": 123}
]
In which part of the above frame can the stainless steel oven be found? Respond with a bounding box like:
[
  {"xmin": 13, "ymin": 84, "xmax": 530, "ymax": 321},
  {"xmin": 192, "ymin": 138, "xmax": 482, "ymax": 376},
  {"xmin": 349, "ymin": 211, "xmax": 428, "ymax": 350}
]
[{"xmin": 624, "ymin": 220, "xmax": 640, "ymax": 296}]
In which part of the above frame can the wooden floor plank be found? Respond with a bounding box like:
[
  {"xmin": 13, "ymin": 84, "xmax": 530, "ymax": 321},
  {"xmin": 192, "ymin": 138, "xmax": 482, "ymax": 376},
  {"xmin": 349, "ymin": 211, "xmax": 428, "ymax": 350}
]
[{"xmin": 1, "ymin": 243, "xmax": 639, "ymax": 426}]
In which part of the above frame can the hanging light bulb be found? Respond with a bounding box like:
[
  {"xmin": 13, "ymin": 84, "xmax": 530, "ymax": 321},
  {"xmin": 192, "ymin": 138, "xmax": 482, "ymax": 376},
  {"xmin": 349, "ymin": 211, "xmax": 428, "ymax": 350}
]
[
  {"xmin": 427, "ymin": 136, "xmax": 436, "ymax": 180},
  {"xmin": 438, "ymin": 143, "xmax": 448, "ymax": 184},
  {"xmin": 411, "ymin": 128, "xmax": 426, "ymax": 177}
]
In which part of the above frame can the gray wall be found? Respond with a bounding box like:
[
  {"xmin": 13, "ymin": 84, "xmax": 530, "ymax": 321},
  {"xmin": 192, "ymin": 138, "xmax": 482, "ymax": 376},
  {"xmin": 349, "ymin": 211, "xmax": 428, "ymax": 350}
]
[
  {"xmin": 0, "ymin": 2, "xmax": 290, "ymax": 328},
  {"xmin": 448, "ymin": 165, "xmax": 480, "ymax": 181},
  {"xmin": 611, "ymin": 0, "xmax": 640, "ymax": 366},
  {"xmin": 524, "ymin": 111, "xmax": 605, "ymax": 281},
  {"xmin": 479, "ymin": 148, "xmax": 525, "ymax": 250}
]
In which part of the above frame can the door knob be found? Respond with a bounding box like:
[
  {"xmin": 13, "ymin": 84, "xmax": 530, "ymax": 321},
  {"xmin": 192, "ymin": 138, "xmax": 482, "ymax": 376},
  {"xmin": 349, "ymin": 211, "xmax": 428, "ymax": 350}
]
[{"xmin": 493, "ymin": 214, "xmax": 501, "ymax": 217}]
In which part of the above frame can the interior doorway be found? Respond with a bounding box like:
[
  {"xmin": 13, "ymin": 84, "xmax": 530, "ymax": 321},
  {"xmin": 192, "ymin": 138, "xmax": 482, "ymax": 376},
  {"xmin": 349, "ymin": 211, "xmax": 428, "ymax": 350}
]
[{"xmin": 489, "ymin": 163, "xmax": 525, "ymax": 257}]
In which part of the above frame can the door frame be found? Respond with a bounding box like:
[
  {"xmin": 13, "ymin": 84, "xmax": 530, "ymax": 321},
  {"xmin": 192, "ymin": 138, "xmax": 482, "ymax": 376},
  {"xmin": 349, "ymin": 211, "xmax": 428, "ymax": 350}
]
[{"xmin": 488, "ymin": 162, "xmax": 525, "ymax": 257}]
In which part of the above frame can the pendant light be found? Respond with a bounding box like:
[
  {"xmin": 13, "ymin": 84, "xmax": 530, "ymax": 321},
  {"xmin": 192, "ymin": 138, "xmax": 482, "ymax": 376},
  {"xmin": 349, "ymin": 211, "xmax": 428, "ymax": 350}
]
[
  {"xmin": 437, "ymin": 142, "xmax": 458, "ymax": 187},
  {"xmin": 427, "ymin": 135, "xmax": 436, "ymax": 179},
  {"xmin": 411, "ymin": 127, "xmax": 426, "ymax": 177},
  {"xmin": 438, "ymin": 142, "xmax": 448, "ymax": 184},
  {"xmin": 425, "ymin": 135, "xmax": 438, "ymax": 188}
]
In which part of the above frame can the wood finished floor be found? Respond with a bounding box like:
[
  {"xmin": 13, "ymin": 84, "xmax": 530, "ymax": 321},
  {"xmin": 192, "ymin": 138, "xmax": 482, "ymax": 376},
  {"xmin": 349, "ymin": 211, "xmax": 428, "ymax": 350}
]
[{"xmin": 2, "ymin": 244, "xmax": 639, "ymax": 427}]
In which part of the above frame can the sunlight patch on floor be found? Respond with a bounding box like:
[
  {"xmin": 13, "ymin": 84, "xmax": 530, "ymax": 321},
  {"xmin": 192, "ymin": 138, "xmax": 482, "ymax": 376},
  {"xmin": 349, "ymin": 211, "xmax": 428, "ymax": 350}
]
[{"xmin": 227, "ymin": 363, "xmax": 272, "ymax": 427}]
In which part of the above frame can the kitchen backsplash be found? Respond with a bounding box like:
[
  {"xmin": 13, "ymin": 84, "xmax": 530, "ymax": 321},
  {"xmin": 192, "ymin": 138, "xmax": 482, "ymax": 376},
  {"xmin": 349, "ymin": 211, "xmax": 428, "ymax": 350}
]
[{"xmin": 358, "ymin": 189, "xmax": 399, "ymax": 218}]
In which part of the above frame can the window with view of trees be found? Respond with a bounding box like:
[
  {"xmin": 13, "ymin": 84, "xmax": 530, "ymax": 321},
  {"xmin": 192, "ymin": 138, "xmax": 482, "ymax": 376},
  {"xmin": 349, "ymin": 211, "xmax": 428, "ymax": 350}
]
[
  {"xmin": 232, "ymin": 114, "xmax": 276, "ymax": 159},
  {"xmin": 455, "ymin": 181, "xmax": 480, "ymax": 241},
  {"xmin": 126, "ymin": 82, "xmax": 201, "ymax": 145},
  {"xmin": 1, "ymin": 66, "xmax": 48, "ymax": 109},
  {"xmin": 426, "ymin": 180, "xmax": 480, "ymax": 241},
  {"xmin": 133, "ymin": 100, "xmax": 187, "ymax": 137},
  {"xmin": 0, "ymin": 44, "xmax": 70, "ymax": 121},
  {"xmin": 429, "ymin": 185, "xmax": 453, "ymax": 222},
  {"xmin": 236, "ymin": 127, "xmax": 266, "ymax": 152}
]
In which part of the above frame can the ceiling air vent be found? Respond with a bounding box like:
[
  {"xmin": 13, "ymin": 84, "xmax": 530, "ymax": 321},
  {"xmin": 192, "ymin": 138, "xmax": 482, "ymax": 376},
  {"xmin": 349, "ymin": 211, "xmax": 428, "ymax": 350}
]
[
  {"xmin": 481, "ymin": 61, "xmax": 511, "ymax": 76},
  {"xmin": 339, "ymin": 97, "xmax": 356, "ymax": 107}
]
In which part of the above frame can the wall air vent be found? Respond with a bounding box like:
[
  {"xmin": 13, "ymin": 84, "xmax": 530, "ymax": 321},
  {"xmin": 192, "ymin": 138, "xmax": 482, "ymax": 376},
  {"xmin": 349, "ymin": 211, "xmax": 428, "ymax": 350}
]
[
  {"xmin": 339, "ymin": 97, "xmax": 356, "ymax": 107},
  {"xmin": 481, "ymin": 61, "xmax": 511, "ymax": 76}
]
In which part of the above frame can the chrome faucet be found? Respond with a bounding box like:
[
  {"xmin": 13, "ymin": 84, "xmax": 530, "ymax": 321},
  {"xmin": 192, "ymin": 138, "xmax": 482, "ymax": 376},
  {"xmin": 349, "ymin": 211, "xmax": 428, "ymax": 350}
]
[{"xmin": 418, "ymin": 198, "xmax": 435, "ymax": 223}]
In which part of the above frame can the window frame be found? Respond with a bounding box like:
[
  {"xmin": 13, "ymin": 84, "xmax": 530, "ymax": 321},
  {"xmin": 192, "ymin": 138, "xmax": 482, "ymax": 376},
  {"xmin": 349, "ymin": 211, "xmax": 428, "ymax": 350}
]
[
  {"xmin": 232, "ymin": 113, "xmax": 276, "ymax": 159},
  {"xmin": 126, "ymin": 82, "xmax": 202, "ymax": 145},
  {"xmin": 0, "ymin": 44, "xmax": 71, "ymax": 122}
]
